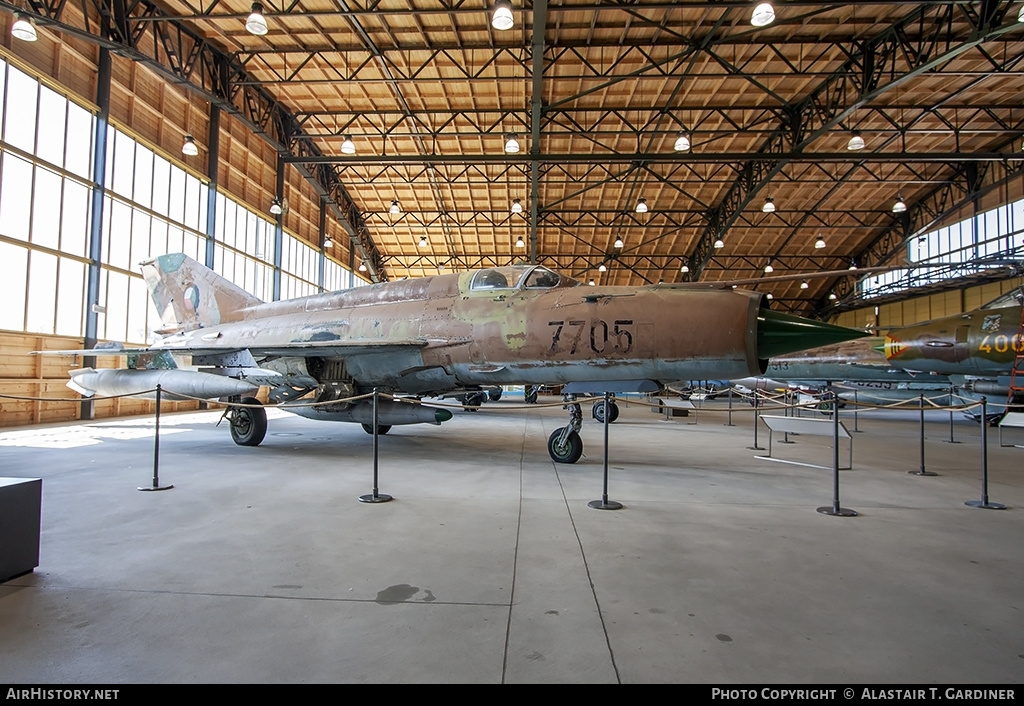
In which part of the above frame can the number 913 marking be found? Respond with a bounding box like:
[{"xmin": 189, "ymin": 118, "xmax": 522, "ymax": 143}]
[{"xmin": 548, "ymin": 319, "xmax": 634, "ymax": 355}]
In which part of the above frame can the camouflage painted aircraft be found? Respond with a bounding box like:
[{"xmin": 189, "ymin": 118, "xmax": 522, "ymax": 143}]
[
  {"xmin": 48, "ymin": 253, "xmax": 868, "ymax": 463},
  {"xmin": 882, "ymin": 286, "xmax": 1024, "ymax": 412},
  {"xmin": 733, "ymin": 336, "xmax": 954, "ymax": 403}
]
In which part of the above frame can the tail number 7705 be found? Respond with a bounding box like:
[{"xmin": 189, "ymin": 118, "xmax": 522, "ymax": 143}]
[{"xmin": 548, "ymin": 319, "xmax": 634, "ymax": 355}]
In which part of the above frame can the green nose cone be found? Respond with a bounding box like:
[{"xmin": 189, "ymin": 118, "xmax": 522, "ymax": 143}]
[
  {"xmin": 757, "ymin": 309, "xmax": 869, "ymax": 360},
  {"xmin": 435, "ymin": 408, "xmax": 454, "ymax": 424}
]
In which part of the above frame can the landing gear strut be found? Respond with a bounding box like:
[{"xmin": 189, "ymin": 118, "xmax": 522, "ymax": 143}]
[{"xmin": 548, "ymin": 396, "xmax": 584, "ymax": 464}]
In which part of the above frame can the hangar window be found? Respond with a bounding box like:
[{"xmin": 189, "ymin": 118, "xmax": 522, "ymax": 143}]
[{"xmin": 860, "ymin": 198, "xmax": 1024, "ymax": 300}]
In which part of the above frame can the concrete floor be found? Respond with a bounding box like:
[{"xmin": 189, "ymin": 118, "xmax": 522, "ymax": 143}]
[{"xmin": 0, "ymin": 394, "xmax": 1021, "ymax": 684}]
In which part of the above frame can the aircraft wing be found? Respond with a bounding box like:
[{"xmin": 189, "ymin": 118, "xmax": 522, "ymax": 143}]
[{"xmin": 35, "ymin": 339, "xmax": 432, "ymax": 360}]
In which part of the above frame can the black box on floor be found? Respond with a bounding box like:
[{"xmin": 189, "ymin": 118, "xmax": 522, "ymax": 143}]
[{"xmin": 0, "ymin": 477, "xmax": 41, "ymax": 582}]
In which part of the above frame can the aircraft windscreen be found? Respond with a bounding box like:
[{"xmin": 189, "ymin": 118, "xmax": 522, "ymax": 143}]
[
  {"xmin": 471, "ymin": 267, "xmax": 520, "ymax": 290},
  {"xmin": 523, "ymin": 267, "xmax": 561, "ymax": 288},
  {"xmin": 469, "ymin": 265, "xmax": 578, "ymax": 292},
  {"xmin": 980, "ymin": 286, "xmax": 1024, "ymax": 310}
]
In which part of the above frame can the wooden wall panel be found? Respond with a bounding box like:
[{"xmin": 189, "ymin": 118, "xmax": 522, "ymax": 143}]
[{"xmin": 0, "ymin": 330, "xmax": 198, "ymax": 429}]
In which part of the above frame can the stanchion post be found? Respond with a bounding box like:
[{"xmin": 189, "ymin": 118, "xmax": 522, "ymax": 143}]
[
  {"xmin": 360, "ymin": 388, "xmax": 393, "ymax": 503},
  {"xmin": 748, "ymin": 389, "xmax": 764, "ymax": 450},
  {"xmin": 725, "ymin": 386, "xmax": 735, "ymax": 426},
  {"xmin": 589, "ymin": 391, "xmax": 622, "ymax": 510},
  {"xmin": 139, "ymin": 384, "xmax": 173, "ymax": 492},
  {"xmin": 818, "ymin": 388, "xmax": 857, "ymax": 517},
  {"xmin": 853, "ymin": 389, "xmax": 860, "ymax": 432},
  {"xmin": 910, "ymin": 393, "xmax": 937, "ymax": 476},
  {"xmin": 966, "ymin": 397, "xmax": 1006, "ymax": 510},
  {"xmin": 944, "ymin": 384, "xmax": 960, "ymax": 444}
]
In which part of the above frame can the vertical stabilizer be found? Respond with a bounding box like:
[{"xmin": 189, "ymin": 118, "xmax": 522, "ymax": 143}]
[{"xmin": 141, "ymin": 253, "xmax": 264, "ymax": 333}]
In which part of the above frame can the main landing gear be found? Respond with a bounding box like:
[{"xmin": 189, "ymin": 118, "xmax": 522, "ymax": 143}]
[
  {"xmin": 227, "ymin": 397, "xmax": 268, "ymax": 446},
  {"xmin": 548, "ymin": 396, "xmax": 584, "ymax": 464},
  {"xmin": 591, "ymin": 398, "xmax": 619, "ymax": 424}
]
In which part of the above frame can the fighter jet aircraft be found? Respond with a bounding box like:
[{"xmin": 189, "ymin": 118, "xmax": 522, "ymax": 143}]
[
  {"xmin": 45, "ymin": 253, "xmax": 867, "ymax": 463},
  {"xmin": 882, "ymin": 286, "xmax": 1024, "ymax": 415},
  {"xmin": 734, "ymin": 336, "xmax": 954, "ymax": 403}
]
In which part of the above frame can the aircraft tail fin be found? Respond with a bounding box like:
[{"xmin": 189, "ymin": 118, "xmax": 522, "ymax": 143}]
[{"xmin": 141, "ymin": 253, "xmax": 264, "ymax": 333}]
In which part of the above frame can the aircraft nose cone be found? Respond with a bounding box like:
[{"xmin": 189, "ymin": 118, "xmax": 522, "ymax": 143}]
[{"xmin": 757, "ymin": 309, "xmax": 869, "ymax": 360}]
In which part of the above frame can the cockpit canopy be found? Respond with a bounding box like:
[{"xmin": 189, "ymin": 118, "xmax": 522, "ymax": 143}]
[{"xmin": 469, "ymin": 265, "xmax": 576, "ymax": 292}]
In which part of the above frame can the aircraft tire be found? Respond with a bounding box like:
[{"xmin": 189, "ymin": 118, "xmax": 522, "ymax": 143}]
[
  {"xmin": 230, "ymin": 398, "xmax": 268, "ymax": 446},
  {"xmin": 488, "ymin": 388, "xmax": 502, "ymax": 402},
  {"xmin": 591, "ymin": 400, "xmax": 619, "ymax": 424},
  {"xmin": 361, "ymin": 423, "xmax": 392, "ymax": 435},
  {"xmin": 548, "ymin": 428, "xmax": 584, "ymax": 464},
  {"xmin": 524, "ymin": 388, "xmax": 538, "ymax": 404}
]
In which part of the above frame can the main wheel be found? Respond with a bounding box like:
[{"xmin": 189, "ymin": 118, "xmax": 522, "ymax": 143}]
[
  {"xmin": 230, "ymin": 397, "xmax": 267, "ymax": 446},
  {"xmin": 488, "ymin": 388, "xmax": 502, "ymax": 402},
  {"xmin": 591, "ymin": 400, "xmax": 619, "ymax": 424},
  {"xmin": 524, "ymin": 388, "xmax": 538, "ymax": 404},
  {"xmin": 547, "ymin": 427, "xmax": 584, "ymax": 464},
  {"xmin": 361, "ymin": 423, "xmax": 392, "ymax": 435}
]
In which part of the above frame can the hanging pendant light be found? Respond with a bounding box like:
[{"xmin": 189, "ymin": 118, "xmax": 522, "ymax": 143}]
[
  {"xmin": 714, "ymin": 238, "xmax": 724, "ymax": 249},
  {"xmin": 762, "ymin": 197, "xmax": 775, "ymax": 213},
  {"xmin": 614, "ymin": 236, "xmax": 623, "ymax": 248},
  {"xmin": 635, "ymin": 197, "xmax": 648, "ymax": 214},
  {"xmin": 515, "ymin": 235, "xmax": 525, "ymax": 248},
  {"xmin": 341, "ymin": 135, "xmax": 356, "ymax": 155},
  {"xmin": 847, "ymin": 130, "xmax": 865, "ymax": 151},
  {"xmin": 324, "ymin": 237, "xmax": 333, "ymax": 249},
  {"xmin": 245, "ymin": 2, "xmax": 268, "ymax": 35},
  {"xmin": 599, "ymin": 263, "xmax": 607, "ymax": 273},
  {"xmin": 181, "ymin": 135, "xmax": 199, "ymax": 156},
  {"xmin": 418, "ymin": 236, "xmax": 427, "ymax": 248},
  {"xmin": 588, "ymin": 279, "xmax": 595, "ymax": 287},
  {"xmin": 674, "ymin": 132, "xmax": 691, "ymax": 152},
  {"xmin": 511, "ymin": 198, "xmax": 523, "ymax": 213},
  {"xmin": 11, "ymin": 13, "xmax": 38, "ymax": 42},
  {"xmin": 680, "ymin": 263, "xmax": 688, "ymax": 273},
  {"xmin": 389, "ymin": 200, "xmax": 401, "ymax": 214},
  {"xmin": 892, "ymin": 195, "xmax": 907, "ymax": 213},
  {"xmin": 504, "ymin": 134, "xmax": 520, "ymax": 154},
  {"xmin": 814, "ymin": 235, "xmax": 826, "ymax": 249},
  {"xmin": 269, "ymin": 198, "xmax": 283, "ymax": 216},
  {"xmin": 800, "ymin": 280, "xmax": 809, "ymax": 290},
  {"xmin": 764, "ymin": 260, "xmax": 773, "ymax": 274},
  {"xmin": 751, "ymin": 2, "xmax": 775, "ymax": 27},
  {"xmin": 358, "ymin": 261, "xmax": 367, "ymax": 272},
  {"xmin": 491, "ymin": 0, "xmax": 514, "ymax": 31}
]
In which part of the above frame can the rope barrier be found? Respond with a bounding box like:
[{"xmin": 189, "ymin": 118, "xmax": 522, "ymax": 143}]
[{"xmin": 3, "ymin": 385, "xmax": 1023, "ymax": 414}]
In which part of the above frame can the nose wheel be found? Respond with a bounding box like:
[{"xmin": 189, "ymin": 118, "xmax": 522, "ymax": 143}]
[{"xmin": 548, "ymin": 397, "xmax": 584, "ymax": 464}]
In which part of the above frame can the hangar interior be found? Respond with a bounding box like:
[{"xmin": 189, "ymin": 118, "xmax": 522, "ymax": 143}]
[{"xmin": 0, "ymin": 0, "xmax": 1023, "ymax": 684}]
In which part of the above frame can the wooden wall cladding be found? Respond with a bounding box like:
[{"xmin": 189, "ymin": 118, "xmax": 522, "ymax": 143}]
[{"xmin": 0, "ymin": 330, "xmax": 198, "ymax": 429}]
